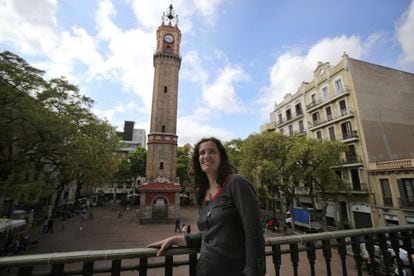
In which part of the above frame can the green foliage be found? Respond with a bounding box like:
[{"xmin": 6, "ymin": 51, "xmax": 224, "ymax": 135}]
[
  {"xmin": 177, "ymin": 144, "xmax": 192, "ymax": 187},
  {"xmin": 0, "ymin": 51, "xmax": 120, "ymax": 205},
  {"xmin": 224, "ymin": 138, "xmax": 244, "ymax": 170}
]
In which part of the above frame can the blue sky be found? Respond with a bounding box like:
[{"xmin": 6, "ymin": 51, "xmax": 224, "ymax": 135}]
[{"xmin": 1, "ymin": 0, "xmax": 414, "ymax": 146}]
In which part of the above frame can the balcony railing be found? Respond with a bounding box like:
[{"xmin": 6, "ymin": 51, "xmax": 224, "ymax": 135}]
[
  {"xmin": 1, "ymin": 225, "xmax": 413, "ymax": 276},
  {"xmin": 399, "ymin": 196, "xmax": 414, "ymax": 209}
]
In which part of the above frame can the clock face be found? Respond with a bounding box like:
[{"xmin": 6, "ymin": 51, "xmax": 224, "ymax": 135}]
[{"xmin": 164, "ymin": 34, "xmax": 174, "ymax": 43}]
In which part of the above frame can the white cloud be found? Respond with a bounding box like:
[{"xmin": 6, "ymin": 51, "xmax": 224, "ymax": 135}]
[
  {"xmin": 181, "ymin": 51, "xmax": 208, "ymax": 85},
  {"xmin": 259, "ymin": 35, "xmax": 370, "ymax": 118},
  {"xmin": 397, "ymin": 0, "xmax": 414, "ymax": 65},
  {"xmin": 177, "ymin": 116, "xmax": 234, "ymax": 145},
  {"xmin": 203, "ymin": 66, "xmax": 248, "ymax": 113},
  {"xmin": 0, "ymin": 0, "xmax": 58, "ymax": 55},
  {"xmin": 96, "ymin": 0, "xmax": 121, "ymax": 41},
  {"xmin": 101, "ymin": 29, "xmax": 155, "ymax": 111}
]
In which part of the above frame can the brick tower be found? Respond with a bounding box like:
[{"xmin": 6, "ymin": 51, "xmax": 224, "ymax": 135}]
[{"xmin": 139, "ymin": 5, "xmax": 181, "ymax": 223}]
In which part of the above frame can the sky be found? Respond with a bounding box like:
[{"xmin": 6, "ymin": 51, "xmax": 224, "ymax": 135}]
[{"xmin": 1, "ymin": 0, "xmax": 414, "ymax": 146}]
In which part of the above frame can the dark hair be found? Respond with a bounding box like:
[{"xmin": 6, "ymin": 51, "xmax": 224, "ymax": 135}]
[{"xmin": 191, "ymin": 137, "xmax": 236, "ymax": 205}]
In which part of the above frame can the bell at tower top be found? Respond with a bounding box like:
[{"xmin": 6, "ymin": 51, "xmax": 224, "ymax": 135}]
[{"xmin": 162, "ymin": 4, "xmax": 179, "ymax": 27}]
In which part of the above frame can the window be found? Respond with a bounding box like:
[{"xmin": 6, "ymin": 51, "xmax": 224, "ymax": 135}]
[
  {"xmin": 160, "ymin": 162, "xmax": 164, "ymax": 170},
  {"xmin": 350, "ymin": 169, "xmax": 361, "ymax": 191},
  {"xmin": 380, "ymin": 179, "xmax": 393, "ymax": 207},
  {"xmin": 398, "ymin": 178, "xmax": 414, "ymax": 208},
  {"xmin": 328, "ymin": 127, "xmax": 335, "ymax": 141},
  {"xmin": 311, "ymin": 94, "xmax": 317, "ymax": 105},
  {"xmin": 295, "ymin": 103, "xmax": 302, "ymax": 116},
  {"xmin": 298, "ymin": 120, "xmax": 304, "ymax": 133},
  {"xmin": 335, "ymin": 79, "xmax": 344, "ymax": 92},
  {"xmin": 164, "ymin": 86, "xmax": 167, "ymax": 93},
  {"xmin": 162, "ymin": 125, "xmax": 166, "ymax": 132},
  {"xmin": 345, "ymin": 145, "xmax": 357, "ymax": 163},
  {"xmin": 339, "ymin": 100, "xmax": 347, "ymax": 115},
  {"xmin": 321, "ymin": 86, "xmax": 329, "ymax": 99},
  {"xmin": 325, "ymin": 106, "xmax": 332, "ymax": 120},
  {"xmin": 312, "ymin": 112, "xmax": 320, "ymax": 125},
  {"xmin": 288, "ymin": 125, "xmax": 293, "ymax": 136},
  {"xmin": 341, "ymin": 121, "xmax": 352, "ymax": 139},
  {"xmin": 286, "ymin": 109, "xmax": 292, "ymax": 120},
  {"xmin": 316, "ymin": 131, "xmax": 322, "ymax": 141},
  {"xmin": 278, "ymin": 114, "xmax": 283, "ymax": 124}
]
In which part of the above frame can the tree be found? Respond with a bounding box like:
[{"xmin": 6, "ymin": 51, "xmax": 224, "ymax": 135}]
[
  {"xmin": 177, "ymin": 144, "xmax": 192, "ymax": 188},
  {"xmin": 224, "ymin": 138, "xmax": 244, "ymax": 170},
  {"xmin": 129, "ymin": 147, "xmax": 147, "ymax": 178},
  {"xmin": 294, "ymin": 138, "xmax": 347, "ymax": 229},
  {"xmin": 240, "ymin": 132, "xmax": 302, "ymax": 221},
  {"xmin": 0, "ymin": 51, "xmax": 120, "ymax": 214}
]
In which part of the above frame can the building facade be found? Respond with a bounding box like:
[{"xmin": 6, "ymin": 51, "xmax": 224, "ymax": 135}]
[{"xmin": 261, "ymin": 53, "xmax": 414, "ymax": 229}]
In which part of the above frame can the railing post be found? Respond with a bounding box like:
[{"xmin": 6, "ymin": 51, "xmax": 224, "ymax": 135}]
[
  {"xmin": 401, "ymin": 230, "xmax": 414, "ymax": 276},
  {"xmin": 272, "ymin": 245, "xmax": 281, "ymax": 276},
  {"xmin": 189, "ymin": 253, "xmax": 197, "ymax": 276},
  {"xmin": 139, "ymin": 257, "xmax": 148, "ymax": 276},
  {"xmin": 111, "ymin": 260, "xmax": 121, "ymax": 276},
  {"xmin": 350, "ymin": 236, "xmax": 363, "ymax": 276},
  {"xmin": 18, "ymin": 267, "xmax": 32, "ymax": 276},
  {"xmin": 306, "ymin": 241, "xmax": 316, "ymax": 276},
  {"xmin": 165, "ymin": 255, "xmax": 173, "ymax": 276},
  {"xmin": 364, "ymin": 234, "xmax": 377, "ymax": 275},
  {"xmin": 51, "ymin": 263, "xmax": 64, "ymax": 276},
  {"xmin": 336, "ymin": 238, "xmax": 347, "ymax": 276},
  {"xmin": 289, "ymin": 243, "xmax": 299, "ymax": 276},
  {"xmin": 377, "ymin": 233, "xmax": 392, "ymax": 276},
  {"xmin": 322, "ymin": 239, "xmax": 332, "ymax": 276},
  {"xmin": 390, "ymin": 232, "xmax": 404, "ymax": 276},
  {"xmin": 82, "ymin": 261, "xmax": 94, "ymax": 276}
]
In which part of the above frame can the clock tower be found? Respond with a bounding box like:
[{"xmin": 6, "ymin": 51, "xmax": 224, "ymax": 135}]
[{"xmin": 139, "ymin": 5, "xmax": 181, "ymax": 223}]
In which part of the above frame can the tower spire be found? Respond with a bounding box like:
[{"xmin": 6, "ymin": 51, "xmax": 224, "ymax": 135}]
[{"xmin": 162, "ymin": 4, "xmax": 178, "ymax": 26}]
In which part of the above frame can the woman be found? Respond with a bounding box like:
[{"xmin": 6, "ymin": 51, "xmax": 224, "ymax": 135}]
[{"xmin": 147, "ymin": 137, "xmax": 265, "ymax": 276}]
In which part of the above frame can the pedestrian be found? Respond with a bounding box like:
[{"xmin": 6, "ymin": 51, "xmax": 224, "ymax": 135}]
[
  {"xmin": 42, "ymin": 216, "xmax": 49, "ymax": 233},
  {"xmin": 175, "ymin": 219, "xmax": 181, "ymax": 233},
  {"xmin": 79, "ymin": 216, "xmax": 85, "ymax": 231},
  {"xmin": 46, "ymin": 217, "xmax": 54, "ymax": 233},
  {"xmin": 186, "ymin": 225, "xmax": 191, "ymax": 234},
  {"xmin": 181, "ymin": 224, "xmax": 186, "ymax": 234},
  {"xmin": 147, "ymin": 137, "xmax": 265, "ymax": 276}
]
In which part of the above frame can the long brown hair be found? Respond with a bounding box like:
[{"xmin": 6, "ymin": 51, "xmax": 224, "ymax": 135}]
[{"xmin": 191, "ymin": 137, "xmax": 236, "ymax": 206}]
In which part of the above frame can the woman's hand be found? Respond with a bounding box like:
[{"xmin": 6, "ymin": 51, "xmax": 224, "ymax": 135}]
[{"xmin": 146, "ymin": 235, "xmax": 187, "ymax": 256}]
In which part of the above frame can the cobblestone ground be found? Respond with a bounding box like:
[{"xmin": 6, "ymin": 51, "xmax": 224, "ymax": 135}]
[{"xmin": 20, "ymin": 205, "xmax": 366, "ymax": 276}]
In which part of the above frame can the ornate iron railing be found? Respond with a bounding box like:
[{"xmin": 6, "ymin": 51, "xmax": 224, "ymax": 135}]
[{"xmin": 1, "ymin": 225, "xmax": 413, "ymax": 276}]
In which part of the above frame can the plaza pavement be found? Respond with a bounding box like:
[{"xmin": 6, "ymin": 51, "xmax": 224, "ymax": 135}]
[{"xmin": 23, "ymin": 205, "xmax": 364, "ymax": 276}]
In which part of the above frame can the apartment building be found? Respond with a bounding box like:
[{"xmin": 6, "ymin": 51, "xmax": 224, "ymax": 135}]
[{"xmin": 261, "ymin": 53, "xmax": 414, "ymax": 229}]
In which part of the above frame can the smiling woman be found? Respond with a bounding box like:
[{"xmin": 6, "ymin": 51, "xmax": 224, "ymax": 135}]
[{"xmin": 147, "ymin": 137, "xmax": 265, "ymax": 276}]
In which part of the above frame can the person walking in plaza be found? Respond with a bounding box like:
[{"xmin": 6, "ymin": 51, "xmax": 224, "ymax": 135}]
[
  {"xmin": 174, "ymin": 219, "xmax": 181, "ymax": 233},
  {"xmin": 42, "ymin": 216, "xmax": 49, "ymax": 233},
  {"xmin": 147, "ymin": 137, "xmax": 265, "ymax": 276},
  {"xmin": 186, "ymin": 224, "xmax": 191, "ymax": 235},
  {"xmin": 181, "ymin": 224, "xmax": 186, "ymax": 234}
]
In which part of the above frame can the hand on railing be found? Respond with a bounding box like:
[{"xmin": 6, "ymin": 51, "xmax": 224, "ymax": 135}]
[{"xmin": 147, "ymin": 235, "xmax": 187, "ymax": 256}]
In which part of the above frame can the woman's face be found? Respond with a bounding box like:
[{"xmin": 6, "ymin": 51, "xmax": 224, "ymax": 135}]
[{"xmin": 199, "ymin": 141, "xmax": 221, "ymax": 176}]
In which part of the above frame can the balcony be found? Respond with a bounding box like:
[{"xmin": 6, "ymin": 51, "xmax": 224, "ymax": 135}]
[
  {"xmin": 308, "ymin": 110, "xmax": 355, "ymax": 131},
  {"xmin": 1, "ymin": 225, "xmax": 413, "ymax": 276},
  {"xmin": 306, "ymin": 86, "xmax": 350, "ymax": 112},
  {"xmin": 399, "ymin": 196, "xmax": 414, "ymax": 209}
]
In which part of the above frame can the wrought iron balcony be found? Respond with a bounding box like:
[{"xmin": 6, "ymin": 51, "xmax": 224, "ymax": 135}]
[
  {"xmin": 399, "ymin": 196, "xmax": 414, "ymax": 209},
  {"xmin": 1, "ymin": 225, "xmax": 413, "ymax": 276}
]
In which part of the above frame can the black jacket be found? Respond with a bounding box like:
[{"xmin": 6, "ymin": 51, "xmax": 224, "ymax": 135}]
[{"xmin": 185, "ymin": 174, "xmax": 266, "ymax": 276}]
